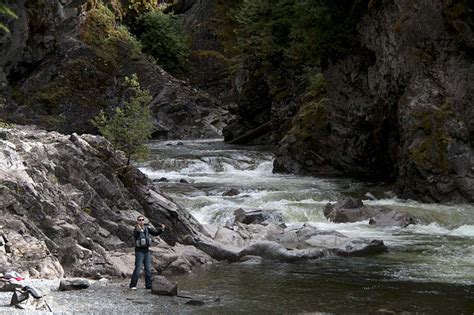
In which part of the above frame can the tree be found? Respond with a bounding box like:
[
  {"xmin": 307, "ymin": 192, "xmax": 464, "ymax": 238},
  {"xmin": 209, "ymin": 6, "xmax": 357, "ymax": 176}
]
[
  {"xmin": 92, "ymin": 74, "xmax": 154, "ymax": 166},
  {"xmin": 136, "ymin": 11, "xmax": 190, "ymax": 74},
  {"xmin": 0, "ymin": 2, "xmax": 18, "ymax": 33}
]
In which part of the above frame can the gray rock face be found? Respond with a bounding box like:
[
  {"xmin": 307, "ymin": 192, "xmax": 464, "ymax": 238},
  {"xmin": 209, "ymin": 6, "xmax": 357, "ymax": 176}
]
[
  {"xmin": 0, "ymin": 125, "xmax": 207, "ymax": 278},
  {"xmin": 324, "ymin": 198, "xmax": 421, "ymax": 228},
  {"xmin": 270, "ymin": 0, "xmax": 474, "ymax": 202}
]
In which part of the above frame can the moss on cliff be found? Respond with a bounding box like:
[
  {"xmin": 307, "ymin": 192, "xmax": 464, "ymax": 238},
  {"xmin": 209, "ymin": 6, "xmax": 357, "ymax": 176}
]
[
  {"xmin": 409, "ymin": 100, "xmax": 453, "ymax": 174},
  {"xmin": 288, "ymin": 97, "xmax": 327, "ymax": 143}
]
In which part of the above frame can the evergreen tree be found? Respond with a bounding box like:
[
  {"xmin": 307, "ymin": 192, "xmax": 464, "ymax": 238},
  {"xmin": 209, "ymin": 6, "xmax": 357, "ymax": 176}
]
[{"xmin": 92, "ymin": 74, "xmax": 154, "ymax": 166}]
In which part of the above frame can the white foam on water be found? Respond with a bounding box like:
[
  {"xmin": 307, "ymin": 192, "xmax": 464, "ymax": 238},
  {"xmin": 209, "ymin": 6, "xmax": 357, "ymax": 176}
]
[
  {"xmin": 143, "ymin": 139, "xmax": 474, "ymax": 285},
  {"xmin": 448, "ymin": 225, "xmax": 474, "ymax": 237}
]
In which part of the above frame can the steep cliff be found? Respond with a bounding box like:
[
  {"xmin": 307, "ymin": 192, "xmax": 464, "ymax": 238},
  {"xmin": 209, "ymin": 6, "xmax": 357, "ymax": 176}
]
[
  {"xmin": 0, "ymin": 0, "xmax": 227, "ymax": 139},
  {"xmin": 220, "ymin": 0, "xmax": 473, "ymax": 202},
  {"xmin": 274, "ymin": 0, "xmax": 473, "ymax": 202}
]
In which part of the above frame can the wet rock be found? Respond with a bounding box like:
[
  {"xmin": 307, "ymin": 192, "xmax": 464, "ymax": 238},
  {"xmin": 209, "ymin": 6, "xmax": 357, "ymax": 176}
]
[
  {"xmin": 179, "ymin": 179, "xmax": 190, "ymax": 184},
  {"xmin": 185, "ymin": 299, "xmax": 205, "ymax": 306},
  {"xmin": 334, "ymin": 240, "xmax": 387, "ymax": 257},
  {"xmin": 151, "ymin": 276, "xmax": 177, "ymax": 296},
  {"xmin": 384, "ymin": 191, "xmax": 397, "ymax": 199},
  {"xmin": 364, "ymin": 192, "xmax": 377, "ymax": 201},
  {"xmin": 239, "ymin": 255, "xmax": 263, "ymax": 265},
  {"xmin": 368, "ymin": 210, "xmax": 421, "ymax": 228},
  {"xmin": 323, "ymin": 198, "xmax": 378, "ymax": 223},
  {"xmin": 274, "ymin": 224, "xmax": 348, "ymax": 250},
  {"xmin": 238, "ymin": 241, "xmax": 329, "ymax": 263},
  {"xmin": 194, "ymin": 236, "xmax": 240, "ymax": 262},
  {"xmin": 213, "ymin": 223, "xmax": 283, "ymax": 248},
  {"xmin": 324, "ymin": 198, "xmax": 420, "ymax": 228},
  {"xmin": 222, "ymin": 188, "xmax": 240, "ymax": 196},
  {"xmin": 157, "ymin": 177, "xmax": 169, "ymax": 182},
  {"xmin": 59, "ymin": 279, "xmax": 90, "ymax": 291},
  {"xmin": 233, "ymin": 208, "xmax": 284, "ymax": 226}
]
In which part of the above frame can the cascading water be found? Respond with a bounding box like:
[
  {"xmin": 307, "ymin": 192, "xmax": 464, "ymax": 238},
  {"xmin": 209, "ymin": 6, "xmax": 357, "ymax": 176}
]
[{"xmin": 140, "ymin": 139, "xmax": 474, "ymax": 313}]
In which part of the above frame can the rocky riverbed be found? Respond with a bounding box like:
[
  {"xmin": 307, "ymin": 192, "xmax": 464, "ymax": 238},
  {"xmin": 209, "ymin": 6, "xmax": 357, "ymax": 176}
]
[{"xmin": 0, "ymin": 279, "xmax": 207, "ymax": 313}]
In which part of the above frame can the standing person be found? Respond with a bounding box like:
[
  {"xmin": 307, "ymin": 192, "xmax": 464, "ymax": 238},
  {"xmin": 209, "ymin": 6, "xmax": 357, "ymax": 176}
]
[{"xmin": 129, "ymin": 215, "xmax": 165, "ymax": 290}]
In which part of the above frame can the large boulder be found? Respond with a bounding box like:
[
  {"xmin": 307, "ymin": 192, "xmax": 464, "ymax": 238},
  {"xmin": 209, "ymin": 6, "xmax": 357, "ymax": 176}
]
[
  {"xmin": 323, "ymin": 198, "xmax": 420, "ymax": 228},
  {"xmin": 151, "ymin": 276, "xmax": 177, "ymax": 296},
  {"xmin": 233, "ymin": 208, "xmax": 284, "ymax": 226}
]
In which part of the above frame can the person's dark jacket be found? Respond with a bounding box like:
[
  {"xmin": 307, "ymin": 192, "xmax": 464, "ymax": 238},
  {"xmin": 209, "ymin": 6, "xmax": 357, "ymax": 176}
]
[{"xmin": 133, "ymin": 224, "xmax": 163, "ymax": 250}]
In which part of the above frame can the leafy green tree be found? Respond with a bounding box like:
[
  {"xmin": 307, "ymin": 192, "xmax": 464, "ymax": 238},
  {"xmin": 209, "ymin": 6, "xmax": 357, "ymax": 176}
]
[
  {"xmin": 0, "ymin": 2, "xmax": 17, "ymax": 33},
  {"xmin": 92, "ymin": 74, "xmax": 154, "ymax": 166},
  {"xmin": 136, "ymin": 11, "xmax": 190, "ymax": 74}
]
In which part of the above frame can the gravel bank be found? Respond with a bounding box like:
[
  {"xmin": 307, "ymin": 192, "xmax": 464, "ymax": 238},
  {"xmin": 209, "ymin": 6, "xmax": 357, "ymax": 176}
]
[{"xmin": 0, "ymin": 279, "xmax": 202, "ymax": 314}]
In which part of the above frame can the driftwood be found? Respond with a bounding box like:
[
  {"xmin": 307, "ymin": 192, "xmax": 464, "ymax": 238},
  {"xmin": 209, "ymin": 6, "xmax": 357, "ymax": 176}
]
[{"xmin": 227, "ymin": 121, "xmax": 272, "ymax": 145}]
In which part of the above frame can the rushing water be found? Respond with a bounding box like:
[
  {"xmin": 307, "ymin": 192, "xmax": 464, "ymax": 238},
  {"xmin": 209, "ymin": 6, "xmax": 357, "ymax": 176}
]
[{"xmin": 140, "ymin": 139, "xmax": 474, "ymax": 313}]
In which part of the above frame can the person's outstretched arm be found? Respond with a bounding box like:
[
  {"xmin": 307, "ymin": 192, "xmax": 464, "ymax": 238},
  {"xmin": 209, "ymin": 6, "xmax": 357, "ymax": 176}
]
[{"xmin": 147, "ymin": 224, "xmax": 165, "ymax": 236}]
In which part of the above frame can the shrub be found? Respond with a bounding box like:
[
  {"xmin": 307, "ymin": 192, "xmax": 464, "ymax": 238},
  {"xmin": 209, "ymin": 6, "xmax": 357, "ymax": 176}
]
[
  {"xmin": 92, "ymin": 74, "xmax": 153, "ymax": 165},
  {"xmin": 136, "ymin": 11, "xmax": 190, "ymax": 74}
]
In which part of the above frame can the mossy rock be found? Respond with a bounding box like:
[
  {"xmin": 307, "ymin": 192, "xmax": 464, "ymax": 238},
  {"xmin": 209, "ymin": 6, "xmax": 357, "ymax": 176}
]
[
  {"xmin": 287, "ymin": 97, "xmax": 328, "ymax": 144},
  {"xmin": 408, "ymin": 100, "xmax": 453, "ymax": 174}
]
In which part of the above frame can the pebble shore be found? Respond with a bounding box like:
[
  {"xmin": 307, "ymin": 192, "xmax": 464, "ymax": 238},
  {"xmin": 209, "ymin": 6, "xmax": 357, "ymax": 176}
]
[{"xmin": 0, "ymin": 279, "xmax": 197, "ymax": 314}]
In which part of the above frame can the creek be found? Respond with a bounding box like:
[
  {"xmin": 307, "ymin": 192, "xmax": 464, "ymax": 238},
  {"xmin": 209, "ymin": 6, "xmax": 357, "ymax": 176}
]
[{"xmin": 139, "ymin": 139, "xmax": 474, "ymax": 313}]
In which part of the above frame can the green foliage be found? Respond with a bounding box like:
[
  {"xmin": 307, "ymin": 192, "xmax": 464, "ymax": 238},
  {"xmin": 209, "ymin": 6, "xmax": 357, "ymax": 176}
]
[
  {"xmin": 233, "ymin": 0, "xmax": 364, "ymax": 69},
  {"xmin": 137, "ymin": 11, "xmax": 190, "ymax": 74},
  {"xmin": 80, "ymin": 2, "xmax": 141, "ymax": 55},
  {"xmin": 92, "ymin": 74, "xmax": 153, "ymax": 164},
  {"xmin": 127, "ymin": 0, "xmax": 159, "ymax": 15},
  {"xmin": 82, "ymin": 207, "xmax": 92, "ymax": 215},
  {"xmin": 0, "ymin": 2, "xmax": 18, "ymax": 33}
]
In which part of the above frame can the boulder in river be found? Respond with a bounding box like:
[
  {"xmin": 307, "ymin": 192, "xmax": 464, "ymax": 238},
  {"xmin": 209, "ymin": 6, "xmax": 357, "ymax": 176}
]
[
  {"xmin": 222, "ymin": 188, "xmax": 240, "ymax": 196},
  {"xmin": 233, "ymin": 208, "xmax": 284, "ymax": 226},
  {"xmin": 324, "ymin": 198, "xmax": 420, "ymax": 227}
]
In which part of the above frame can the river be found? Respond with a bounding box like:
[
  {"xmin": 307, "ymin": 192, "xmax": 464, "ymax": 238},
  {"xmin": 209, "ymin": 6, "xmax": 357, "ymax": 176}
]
[{"xmin": 139, "ymin": 139, "xmax": 474, "ymax": 313}]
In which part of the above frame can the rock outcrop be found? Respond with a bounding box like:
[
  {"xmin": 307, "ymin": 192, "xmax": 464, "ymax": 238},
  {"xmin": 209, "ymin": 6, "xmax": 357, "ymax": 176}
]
[
  {"xmin": 215, "ymin": 0, "xmax": 473, "ymax": 203},
  {"xmin": 273, "ymin": 0, "xmax": 474, "ymax": 202},
  {"xmin": 0, "ymin": 125, "xmax": 210, "ymax": 278},
  {"xmin": 0, "ymin": 0, "xmax": 227, "ymax": 139}
]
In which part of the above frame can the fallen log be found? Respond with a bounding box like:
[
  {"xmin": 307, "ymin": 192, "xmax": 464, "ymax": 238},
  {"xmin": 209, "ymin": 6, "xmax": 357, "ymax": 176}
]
[{"xmin": 227, "ymin": 121, "xmax": 272, "ymax": 145}]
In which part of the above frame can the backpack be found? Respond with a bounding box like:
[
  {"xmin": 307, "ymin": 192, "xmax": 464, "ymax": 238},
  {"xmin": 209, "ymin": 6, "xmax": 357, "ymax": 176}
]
[{"xmin": 135, "ymin": 227, "xmax": 150, "ymax": 248}]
